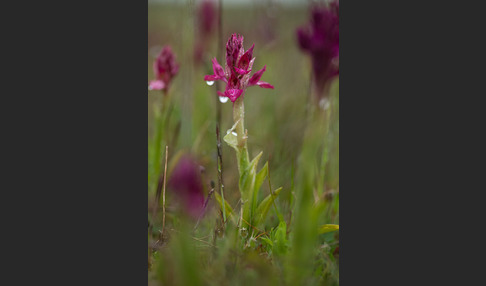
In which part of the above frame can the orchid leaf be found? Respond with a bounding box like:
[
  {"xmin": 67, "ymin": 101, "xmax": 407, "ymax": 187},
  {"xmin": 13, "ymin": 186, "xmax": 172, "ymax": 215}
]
[
  {"xmin": 251, "ymin": 162, "xmax": 268, "ymax": 222},
  {"xmin": 240, "ymin": 152, "xmax": 263, "ymax": 224},
  {"xmin": 254, "ymin": 187, "xmax": 282, "ymax": 226},
  {"xmin": 274, "ymin": 221, "xmax": 289, "ymax": 256}
]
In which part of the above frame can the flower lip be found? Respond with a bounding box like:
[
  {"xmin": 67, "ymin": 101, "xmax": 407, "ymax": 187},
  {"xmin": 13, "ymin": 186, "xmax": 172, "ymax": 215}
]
[
  {"xmin": 149, "ymin": 80, "xmax": 166, "ymax": 91},
  {"xmin": 218, "ymin": 89, "xmax": 243, "ymax": 103}
]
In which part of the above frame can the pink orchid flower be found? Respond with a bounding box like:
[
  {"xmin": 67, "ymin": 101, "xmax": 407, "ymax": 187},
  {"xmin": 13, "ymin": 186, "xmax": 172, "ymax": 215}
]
[
  {"xmin": 149, "ymin": 46, "xmax": 179, "ymax": 93},
  {"xmin": 204, "ymin": 34, "xmax": 273, "ymax": 103},
  {"xmin": 296, "ymin": 0, "xmax": 339, "ymax": 98}
]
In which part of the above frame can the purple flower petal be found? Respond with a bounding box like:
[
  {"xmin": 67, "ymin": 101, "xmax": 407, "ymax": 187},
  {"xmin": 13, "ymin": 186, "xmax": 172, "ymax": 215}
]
[
  {"xmin": 256, "ymin": 81, "xmax": 274, "ymax": 89},
  {"xmin": 212, "ymin": 58, "xmax": 225, "ymax": 78},
  {"xmin": 248, "ymin": 65, "xmax": 267, "ymax": 86},
  {"xmin": 234, "ymin": 67, "xmax": 251, "ymax": 75},
  {"xmin": 238, "ymin": 44, "xmax": 254, "ymax": 71},
  {"xmin": 204, "ymin": 74, "xmax": 222, "ymax": 81},
  {"xmin": 203, "ymin": 58, "xmax": 228, "ymax": 83},
  {"xmin": 297, "ymin": 28, "xmax": 311, "ymax": 51}
]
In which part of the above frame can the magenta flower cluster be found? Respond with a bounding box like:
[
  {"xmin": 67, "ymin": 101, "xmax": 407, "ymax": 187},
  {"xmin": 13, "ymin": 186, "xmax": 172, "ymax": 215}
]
[
  {"xmin": 194, "ymin": 0, "xmax": 217, "ymax": 64},
  {"xmin": 296, "ymin": 0, "xmax": 339, "ymax": 98},
  {"xmin": 204, "ymin": 34, "xmax": 274, "ymax": 103},
  {"xmin": 198, "ymin": 0, "xmax": 216, "ymax": 38},
  {"xmin": 149, "ymin": 46, "xmax": 180, "ymax": 92},
  {"xmin": 168, "ymin": 155, "xmax": 205, "ymax": 218}
]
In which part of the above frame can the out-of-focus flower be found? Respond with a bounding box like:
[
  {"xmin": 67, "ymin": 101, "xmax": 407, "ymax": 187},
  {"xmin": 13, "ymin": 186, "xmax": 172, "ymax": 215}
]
[
  {"xmin": 168, "ymin": 155, "xmax": 205, "ymax": 218},
  {"xmin": 204, "ymin": 34, "xmax": 274, "ymax": 103},
  {"xmin": 296, "ymin": 0, "xmax": 339, "ymax": 98},
  {"xmin": 149, "ymin": 46, "xmax": 179, "ymax": 92},
  {"xmin": 198, "ymin": 0, "xmax": 216, "ymax": 38},
  {"xmin": 194, "ymin": 0, "xmax": 217, "ymax": 65}
]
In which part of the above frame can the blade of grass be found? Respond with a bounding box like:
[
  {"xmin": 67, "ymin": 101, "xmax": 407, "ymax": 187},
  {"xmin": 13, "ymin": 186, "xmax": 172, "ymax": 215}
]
[
  {"xmin": 254, "ymin": 187, "xmax": 283, "ymax": 226},
  {"xmin": 162, "ymin": 146, "xmax": 168, "ymax": 236},
  {"xmin": 215, "ymin": 0, "xmax": 226, "ymax": 227},
  {"xmin": 214, "ymin": 191, "xmax": 235, "ymax": 223},
  {"xmin": 267, "ymin": 158, "xmax": 284, "ymax": 223},
  {"xmin": 318, "ymin": 224, "xmax": 339, "ymax": 234}
]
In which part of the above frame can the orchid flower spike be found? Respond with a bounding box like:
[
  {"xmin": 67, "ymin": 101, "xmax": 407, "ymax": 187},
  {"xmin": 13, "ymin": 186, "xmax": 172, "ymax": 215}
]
[
  {"xmin": 204, "ymin": 33, "xmax": 274, "ymax": 103},
  {"xmin": 198, "ymin": 0, "xmax": 216, "ymax": 38},
  {"xmin": 149, "ymin": 46, "xmax": 179, "ymax": 93},
  {"xmin": 194, "ymin": 0, "xmax": 217, "ymax": 64},
  {"xmin": 296, "ymin": 0, "xmax": 339, "ymax": 98}
]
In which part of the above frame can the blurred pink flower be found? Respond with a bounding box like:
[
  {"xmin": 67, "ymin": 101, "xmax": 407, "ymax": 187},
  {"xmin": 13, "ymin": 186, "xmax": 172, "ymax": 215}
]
[
  {"xmin": 204, "ymin": 34, "xmax": 274, "ymax": 103},
  {"xmin": 194, "ymin": 0, "xmax": 217, "ymax": 65},
  {"xmin": 198, "ymin": 0, "xmax": 216, "ymax": 38},
  {"xmin": 168, "ymin": 155, "xmax": 205, "ymax": 219},
  {"xmin": 149, "ymin": 46, "xmax": 179, "ymax": 92},
  {"xmin": 296, "ymin": 0, "xmax": 339, "ymax": 98}
]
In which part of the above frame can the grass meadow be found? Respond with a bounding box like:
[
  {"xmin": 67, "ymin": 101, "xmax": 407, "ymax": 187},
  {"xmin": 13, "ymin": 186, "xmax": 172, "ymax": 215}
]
[{"xmin": 148, "ymin": 2, "xmax": 339, "ymax": 285}]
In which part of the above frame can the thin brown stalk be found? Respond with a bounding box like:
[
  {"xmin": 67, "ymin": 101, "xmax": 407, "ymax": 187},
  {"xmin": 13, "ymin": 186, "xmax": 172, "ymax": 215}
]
[
  {"xmin": 216, "ymin": 126, "xmax": 226, "ymax": 224},
  {"xmin": 255, "ymin": 231, "xmax": 270, "ymax": 240},
  {"xmin": 215, "ymin": 0, "xmax": 226, "ymax": 226},
  {"xmin": 192, "ymin": 236, "xmax": 216, "ymax": 248},
  {"xmin": 193, "ymin": 183, "xmax": 215, "ymax": 232}
]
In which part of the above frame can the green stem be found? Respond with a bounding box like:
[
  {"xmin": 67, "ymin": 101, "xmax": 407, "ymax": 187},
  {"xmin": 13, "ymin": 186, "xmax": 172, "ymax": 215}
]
[
  {"xmin": 232, "ymin": 96, "xmax": 250, "ymax": 229},
  {"xmin": 233, "ymin": 96, "xmax": 250, "ymax": 174},
  {"xmin": 317, "ymin": 103, "xmax": 332, "ymax": 196},
  {"xmin": 151, "ymin": 90, "xmax": 171, "ymax": 194}
]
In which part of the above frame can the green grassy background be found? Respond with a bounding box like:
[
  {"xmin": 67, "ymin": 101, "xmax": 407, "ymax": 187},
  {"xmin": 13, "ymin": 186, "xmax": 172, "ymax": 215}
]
[{"xmin": 148, "ymin": 2, "xmax": 339, "ymax": 285}]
